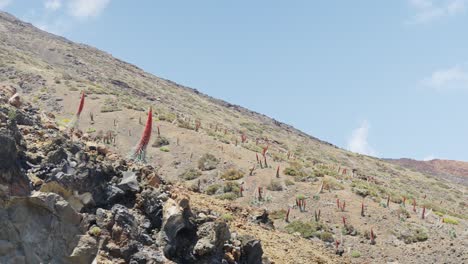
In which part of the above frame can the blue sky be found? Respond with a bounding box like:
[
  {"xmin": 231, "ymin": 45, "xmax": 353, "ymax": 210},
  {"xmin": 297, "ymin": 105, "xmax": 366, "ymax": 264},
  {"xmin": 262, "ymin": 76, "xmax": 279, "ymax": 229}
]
[{"xmin": 1, "ymin": 0, "xmax": 468, "ymax": 161}]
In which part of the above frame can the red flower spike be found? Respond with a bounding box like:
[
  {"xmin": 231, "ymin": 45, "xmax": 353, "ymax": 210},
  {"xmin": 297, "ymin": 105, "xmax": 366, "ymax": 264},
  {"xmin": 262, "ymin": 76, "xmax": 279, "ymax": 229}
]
[
  {"xmin": 370, "ymin": 228, "xmax": 375, "ymax": 245},
  {"xmin": 241, "ymin": 133, "xmax": 247, "ymax": 143},
  {"xmin": 132, "ymin": 107, "xmax": 153, "ymax": 161},
  {"xmin": 76, "ymin": 91, "xmax": 85, "ymax": 116},
  {"xmin": 262, "ymin": 145, "xmax": 269, "ymax": 157}
]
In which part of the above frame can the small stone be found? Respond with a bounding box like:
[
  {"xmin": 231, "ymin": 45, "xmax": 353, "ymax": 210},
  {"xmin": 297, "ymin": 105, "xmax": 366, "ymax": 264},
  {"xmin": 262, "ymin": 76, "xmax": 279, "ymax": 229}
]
[{"xmin": 118, "ymin": 171, "xmax": 139, "ymax": 192}]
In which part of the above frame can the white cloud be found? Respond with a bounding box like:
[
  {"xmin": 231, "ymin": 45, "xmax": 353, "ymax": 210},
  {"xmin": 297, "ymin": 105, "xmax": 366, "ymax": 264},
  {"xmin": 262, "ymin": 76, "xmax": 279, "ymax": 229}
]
[
  {"xmin": 23, "ymin": 0, "xmax": 111, "ymax": 35},
  {"xmin": 407, "ymin": 0, "xmax": 467, "ymax": 24},
  {"xmin": 422, "ymin": 155, "xmax": 436, "ymax": 161},
  {"xmin": 68, "ymin": 0, "xmax": 111, "ymax": 19},
  {"xmin": 44, "ymin": 0, "xmax": 62, "ymax": 11},
  {"xmin": 421, "ymin": 66, "xmax": 468, "ymax": 91},
  {"xmin": 347, "ymin": 120, "xmax": 377, "ymax": 156},
  {"xmin": 0, "ymin": 0, "xmax": 12, "ymax": 9}
]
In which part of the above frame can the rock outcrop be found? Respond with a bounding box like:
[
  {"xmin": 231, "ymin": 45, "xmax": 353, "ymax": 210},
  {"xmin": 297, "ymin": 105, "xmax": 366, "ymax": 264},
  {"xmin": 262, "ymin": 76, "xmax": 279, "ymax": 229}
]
[{"xmin": 0, "ymin": 102, "xmax": 266, "ymax": 263}]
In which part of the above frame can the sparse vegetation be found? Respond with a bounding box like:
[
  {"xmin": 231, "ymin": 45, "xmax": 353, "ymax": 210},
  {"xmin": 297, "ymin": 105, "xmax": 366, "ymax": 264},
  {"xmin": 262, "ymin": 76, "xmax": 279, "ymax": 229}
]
[
  {"xmin": 159, "ymin": 146, "xmax": 170, "ymax": 152},
  {"xmin": 443, "ymin": 216, "xmax": 459, "ymax": 225},
  {"xmin": 179, "ymin": 168, "xmax": 202, "ymax": 180},
  {"xmin": 221, "ymin": 213, "xmax": 234, "ymax": 222},
  {"xmin": 269, "ymin": 209, "xmax": 287, "ymax": 220},
  {"xmin": 206, "ymin": 184, "xmax": 221, "ymax": 195},
  {"xmin": 100, "ymin": 98, "xmax": 121, "ymax": 112},
  {"xmin": 283, "ymin": 161, "xmax": 306, "ymax": 177},
  {"xmin": 152, "ymin": 136, "xmax": 169, "ymax": 147},
  {"xmin": 323, "ymin": 177, "xmax": 344, "ymax": 190},
  {"xmin": 320, "ymin": 232, "xmax": 334, "ymax": 242},
  {"xmin": 394, "ymin": 225, "xmax": 428, "ymax": 244},
  {"xmin": 223, "ymin": 181, "xmax": 241, "ymax": 193},
  {"xmin": 217, "ymin": 192, "xmax": 238, "ymax": 200},
  {"xmin": 266, "ymin": 180, "xmax": 283, "ymax": 191},
  {"xmin": 89, "ymin": 226, "xmax": 101, "ymax": 237},
  {"xmin": 351, "ymin": 180, "xmax": 378, "ymax": 197},
  {"xmin": 285, "ymin": 221, "xmax": 326, "ymax": 239},
  {"xmin": 284, "ymin": 179, "xmax": 295, "ymax": 186},
  {"xmin": 220, "ymin": 168, "xmax": 244, "ymax": 180},
  {"xmin": 198, "ymin": 153, "xmax": 219, "ymax": 171}
]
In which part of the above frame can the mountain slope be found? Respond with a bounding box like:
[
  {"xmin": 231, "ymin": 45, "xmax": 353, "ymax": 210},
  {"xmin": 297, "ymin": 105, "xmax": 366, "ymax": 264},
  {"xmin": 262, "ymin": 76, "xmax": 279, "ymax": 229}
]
[
  {"xmin": 1, "ymin": 11, "xmax": 467, "ymax": 263},
  {"xmin": 386, "ymin": 158, "xmax": 468, "ymax": 186}
]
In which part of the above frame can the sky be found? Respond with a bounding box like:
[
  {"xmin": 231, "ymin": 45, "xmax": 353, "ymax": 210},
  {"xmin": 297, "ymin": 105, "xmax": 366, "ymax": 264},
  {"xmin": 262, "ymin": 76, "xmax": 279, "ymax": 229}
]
[{"xmin": 1, "ymin": 0, "xmax": 468, "ymax": 161}]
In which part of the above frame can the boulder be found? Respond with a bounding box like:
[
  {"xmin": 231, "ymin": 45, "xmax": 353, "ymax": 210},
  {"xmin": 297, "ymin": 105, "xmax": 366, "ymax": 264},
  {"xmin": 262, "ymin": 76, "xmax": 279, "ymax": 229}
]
[
  {"xmin": 238, "ymin": 236, "xmax": 264, "ymax": 264},
  {"xmin": 45, "ymin": 147, "xmax": 67, "ymax": 164},
  {"xmin": 0, "ymin": 84, "xmax": 16, "ymax": 103},
  {"xmin": 118, "ymin": 171, "xmax": 139, "ymax": 192},
  {"xmin": 8, "ymin": 93, "xmax": 21, "ymax": 108},
  {"xmin": 193, "ymin": 221, "xmax": 231, "ymax": 257},
  {"xmin": 0, "ymin": 133, "xmax": 30, "ymax": 197},
  {"xmin": 140, "ymin": 188, "xmax": 163, "ymax": 229},
  {"xmin": 69, "ymin": 235, "xmax": 98, "ymax": 264},
  {"xmin": 0, "ymin": 192, "xmax": 95, "ymax": 263}
]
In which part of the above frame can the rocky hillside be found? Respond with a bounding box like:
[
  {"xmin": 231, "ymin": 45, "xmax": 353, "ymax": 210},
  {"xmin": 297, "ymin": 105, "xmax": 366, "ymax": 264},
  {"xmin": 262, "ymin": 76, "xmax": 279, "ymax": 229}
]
[
  {"xmin": 0, "ymin": 101, "xmax": 275, "ymax": 263},
  {"xmin": 386, "ymin": 158, "xmax": 468, "ymax": 186},
  {"xmin": 0, "ymin": 11, "xmax": 467, "ymax": 264}
]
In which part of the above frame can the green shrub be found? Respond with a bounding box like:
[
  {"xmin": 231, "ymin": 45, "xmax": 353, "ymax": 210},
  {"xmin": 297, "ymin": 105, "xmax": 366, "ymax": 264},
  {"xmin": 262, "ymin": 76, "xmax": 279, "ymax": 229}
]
[
  {"xmin": 89, "ymin": 226, "xmax": 101, "ymax": 237},
  {"xmin": 396, "ymin": 207, "xmax": 411, "ymax": 220},
  {"xmin": 443, "ymin": 216, "xmax": 459, "ymax": 225},
  {"xmin": 351, "ymin": 251, "xmax": 361, "ymax": 258},
  {"xmin": 284, "ymin": 167, "xmax": 301, "ymax": 176},
  {"xmin": 323, "ymin": 178, "xmax": 344, "ymax": 190},
  {"xmin": 296, "ymin": 194, "xmax": 306, "ymax": 200},
  {"xmin": 434, "ymin": 211, "xmax": 444, "ymax": 217},
  {"xmin": 285, "ymin": 221, "xmax": 325, "ymax": 238},
  {"xmin": 7, "ymin": 108, "xmax": 17, "ymax": 121},
  {"xmin": 220, "ymin": 168, "xmax": 244, "ymax": 180},
  {"xmin": 269, "ymin": 209, "xmax": 287, "ymax": 220},
  {"xmin": 206, "ymin": 184, "xmax": 221, "ymax": 195},
  {"xmin": 394, "ymin": 226, "xmax": 428, "ymax": 244},
  {"xmin": 283, "ymin": 161, "xmax": 305, "ymax": 176},
  {"xmin": 341, "ymin": 224, "xmax": 358, "ymax": 236},
  {"xmin": 266, "ymin": 180, "xmax": 283, "ymax": 191},
  {"xmin": 284, "ymin": 179, "xmax": 295, "ymax": 186},
  {"xmin": 152, "ymin": 137, "xmax": 169, "ymax": 147},
  {"xmin": 177, "ymin": 119, "xmax": 194, "ymax": 130},
  {"xmin": 198, "ymin": 153, "xmax": 219, "ymax": 171},
  {"xmin": 351, "ymin": 180, "xmax": 379, "ymax": 197},
  {"xmin": 179, "ymin": 168, "xmax": 202, "ymax": 181},
  {"xmin": 159, "ymin": 146, "xmax": 170, "ymax": 152},
  {"xmin": 217, "ymin": 192, "xmax": 238, "ymax": 200},
  {"xmin": 320, "ymin": 232, "xmax": 334, "ymax": 242},
  {"xmin": 221, "ymin": 213, "xmax": 234, "ymax": 222},
  {"xmin": 158, "ymin": 112, "xmax": 176, "ymax": 122},
  {"xmin": 100, "ymin": 98, "xmax": 121, "ymax": 112},
  {"xmin": 223, "ymin": 181, "xmax": 240, "ymax": 193}
]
